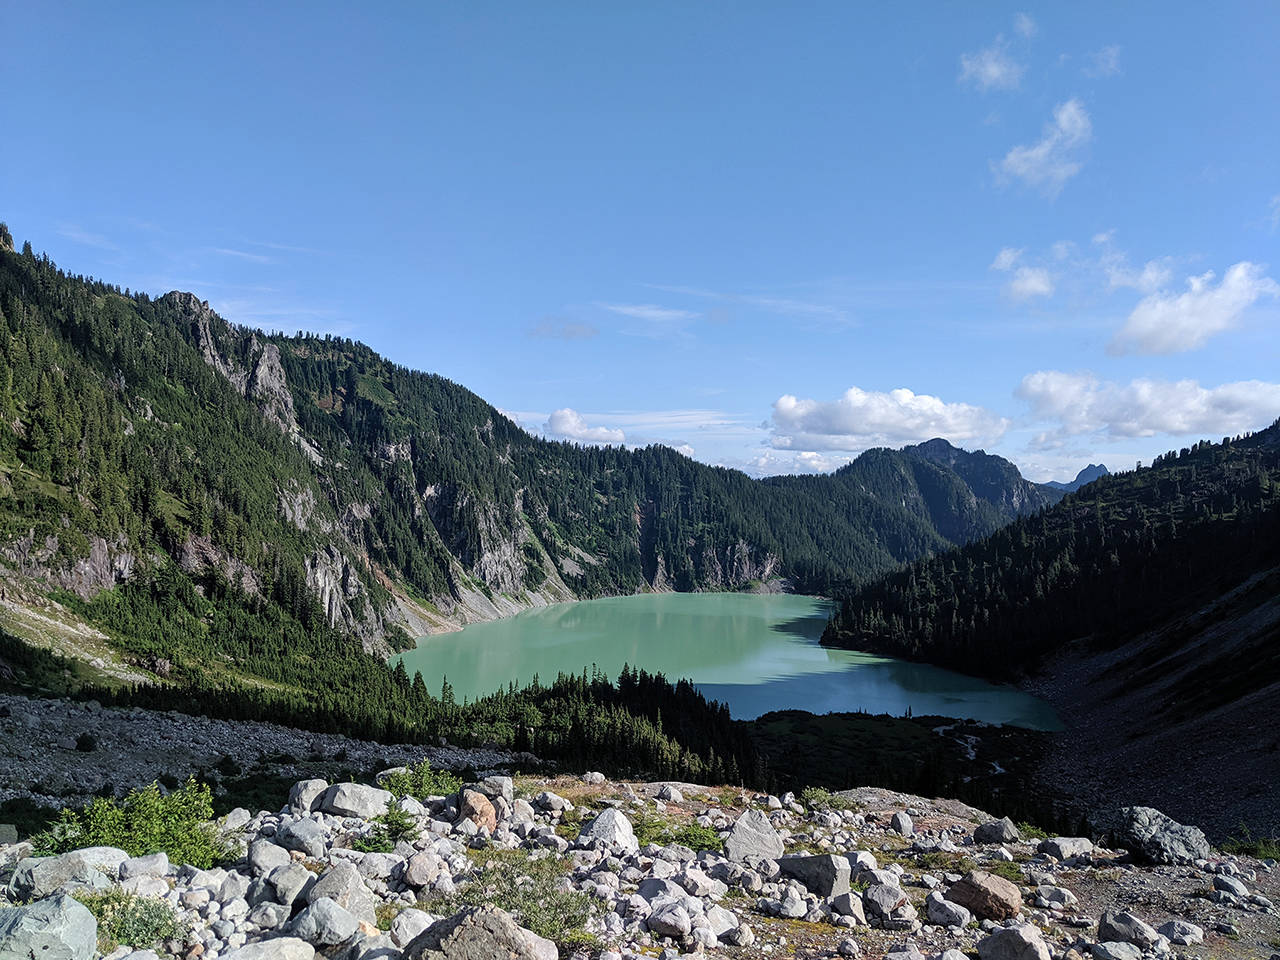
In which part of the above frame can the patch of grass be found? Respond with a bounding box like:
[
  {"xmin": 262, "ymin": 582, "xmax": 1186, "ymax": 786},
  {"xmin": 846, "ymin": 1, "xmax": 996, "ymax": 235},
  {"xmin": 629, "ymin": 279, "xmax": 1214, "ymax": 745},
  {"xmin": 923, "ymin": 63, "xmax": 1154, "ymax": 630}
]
[
  {"xmin": 1016, "ymin": 820, "xmax": 1050, "ymax": 841},
  {"xmin": 799, "ymin": 786, "xmax": 836, "ymax": 810},
  {"xmin": 983, "ymin": 859, "xmax": 1024, "ymax": 883},
  {"xmin": 380, "ymin": 759, "xmax": 462, "ymax": 801},
  {"xmin": 669, "ymin": 823, "xmax": 724, "ymax": 853},
  {"xmin": 1221, "ymin": 823, "xmax": 1280, "ymax": 860},
  {"xmin": 30, "ymin": 779, "xmax": 228, "ymax": 868},
  {"xmin": 73, "ymin": 889, "xmax": 186, "ymax": 952},
  {"xmin": 375, "ymin": 902, "xmax": 403, "ymax": 932},
  {"xmin": 427, "ymin": 848, "xmax": 598, "ymax": 949}
]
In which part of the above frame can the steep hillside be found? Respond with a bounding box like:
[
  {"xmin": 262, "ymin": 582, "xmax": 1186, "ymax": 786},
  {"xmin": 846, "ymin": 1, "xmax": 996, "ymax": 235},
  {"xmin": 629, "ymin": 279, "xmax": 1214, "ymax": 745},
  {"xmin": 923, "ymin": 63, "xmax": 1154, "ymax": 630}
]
[{"xmin": 0, "ymin": 230, "xmax": 1055, "ymax": 688}]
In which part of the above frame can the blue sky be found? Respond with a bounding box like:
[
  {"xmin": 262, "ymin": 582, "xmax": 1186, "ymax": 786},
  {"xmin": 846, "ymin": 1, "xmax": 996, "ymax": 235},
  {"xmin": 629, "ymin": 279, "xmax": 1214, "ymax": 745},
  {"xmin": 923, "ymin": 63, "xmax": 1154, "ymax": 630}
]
[{"xmin": 3, "ymin": 2, "xmax": 1278, "ymax": 480}]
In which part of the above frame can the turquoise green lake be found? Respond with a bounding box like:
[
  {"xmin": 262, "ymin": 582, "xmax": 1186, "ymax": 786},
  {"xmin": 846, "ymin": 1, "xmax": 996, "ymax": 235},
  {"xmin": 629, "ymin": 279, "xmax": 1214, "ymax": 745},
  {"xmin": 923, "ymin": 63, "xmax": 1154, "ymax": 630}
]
[{"xmin": 394, "ymin": 592, "xmax": 1060, "ymax": 729}]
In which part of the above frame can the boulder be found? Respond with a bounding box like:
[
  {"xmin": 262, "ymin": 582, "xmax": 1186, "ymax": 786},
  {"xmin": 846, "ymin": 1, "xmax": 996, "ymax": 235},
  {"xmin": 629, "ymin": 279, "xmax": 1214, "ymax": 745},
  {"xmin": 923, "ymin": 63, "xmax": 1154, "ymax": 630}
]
[
  {"xmin": 221, "ymin": 939, "xmax": 316, "ymax": 960},
  {"xmin": 320, "ymin": 783, "xmax": 393, "ymax": 819},
  {"xmin": 1090, "ymin": 944, "xmax": 1141, "ymax": 960},
  {"xmin": 1037, "ymin": 837, "xmax": 1093, "ymax": 860},
  {"xmin": 403, "ymin": 905, "xmax": 557, "ymax": 960},
  {"xmin": 657, "ymin": 785, "xmax": 684, "ymax": 803},
  {"xmin": 1097, "ymin": 910, "xmax": 1159, "ymax": 948},
  {"xmin": 925, "ymin": 891, "xmax": 972, "ymax": 927},
  {"xmin": 974, "ymin": 817, "xmax": 1021, "ymax": 845},
  {"xmin": 578, "ymin": 808, "xmax": 637, "ymax": 852},
  {"xmin": 1157, "ymin": 919, "xmax": 1204, "ymax": 945},
  {"xmin": 1112, "ymin": 807, "xmax": 1210, "ymax": 865},
  {"xmin": 391, "ymin": 909, "xmax": 437, "ymax": 948},
  {"xmin": 778, "ymin": 854, "xmax": 850, "ymax": 897},
  {"xmin": 309, "ymin": 861, "xmax": 378, "ymax": 925},
  {"xmin": 976, "ymin": 923, "xmax": 1051, "ymax": 960},
  {"xmin": 0, "ymin": 895, "xmax": 97, "ymax": 960},
  {"xmin": 946, "ymin": 870, "xmax": 1022, "ymax": 920},
  {"xmin": 862, "ymin": 883, "xmax": 907, "ymax": 920},
  {"xmin": 647, "ymin": 902, "xmax": 692, "ymax": 938},
  {"xmin": 7, "ymin": 851, "xmax": 117, "ymax": 900},
  {"xmin": 291, "ymin": 898, "xmax": 360, "ymax": 945},
  {"xmin": 289, "ymin": 779, "xmax": 330, "ymax": 816},
  {"xmin": 456, "ymin": 790, "xmax": 497, "ymax": 833},
  {"xmin": 830, "ymin": 892, "xmax": 867, "ymax": 925},
  {"xmin": 890, "ymin": 812, "xmax": 914, "ymax": 836},
  {"xmin": 277, "ymin": 819, "xmax": 327, "ymax": 859},
  {"xmin": 249, "ymin": 839, "xmax": 293, "ymax": 876},
  {"xmin": 119, "ymin": 851, "xmax": 169, "ymax": 880},
  {"xmin": 270, "ymin": 862, "xmax": 317, "ymax": 908},
  {"xmin": 724, "ymin": 809, "xmax": 784, "ymax": 861},
  {"xmin": 404, "ymin": 851, "xmax": 446, "ymax": 888},
  {"xmin": 476, "ymin": 776, "xmax": 514, "ymax": 804}
]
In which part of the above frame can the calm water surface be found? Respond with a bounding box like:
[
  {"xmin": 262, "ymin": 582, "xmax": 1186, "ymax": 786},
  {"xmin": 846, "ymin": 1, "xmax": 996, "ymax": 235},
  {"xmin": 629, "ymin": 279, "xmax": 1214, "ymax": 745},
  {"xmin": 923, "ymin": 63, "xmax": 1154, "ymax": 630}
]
[{"xmin": 394, "ymin": 592, "xmax": 1060, "ymax": 729}]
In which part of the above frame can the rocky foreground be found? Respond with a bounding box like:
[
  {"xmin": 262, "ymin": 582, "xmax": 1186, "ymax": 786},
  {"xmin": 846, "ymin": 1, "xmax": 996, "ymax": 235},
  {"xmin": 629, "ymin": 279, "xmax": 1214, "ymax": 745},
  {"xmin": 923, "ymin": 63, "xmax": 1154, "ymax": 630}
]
[{"xmin": 3, "ymin": 769, "xmax": 1279, "ymax": 960}]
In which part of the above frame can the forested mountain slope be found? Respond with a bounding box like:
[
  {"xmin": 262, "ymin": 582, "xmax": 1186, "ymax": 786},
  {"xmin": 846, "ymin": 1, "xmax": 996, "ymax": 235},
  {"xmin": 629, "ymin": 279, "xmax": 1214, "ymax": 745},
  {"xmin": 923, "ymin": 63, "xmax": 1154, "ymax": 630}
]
[
  {"xmin": 824, "ymin": 422, "xmax": 1280, "ymax": 683},
  {"xmin": 0, "ymin": 227, "xmax": 1057, "ymax": 683}
]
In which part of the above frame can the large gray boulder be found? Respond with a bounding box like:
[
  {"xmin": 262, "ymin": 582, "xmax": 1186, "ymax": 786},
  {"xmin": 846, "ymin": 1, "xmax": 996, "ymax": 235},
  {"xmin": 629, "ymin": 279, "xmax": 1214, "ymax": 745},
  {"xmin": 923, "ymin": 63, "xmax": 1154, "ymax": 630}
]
[
  {"xmin": 221, "ymin": 941, "xmax": 316, "ymax": 960},
  {"xmin": 1111, "ymin": 807, "xmax": 1210, "ymax": 865},
  {"xmin": 403, "ymin": 905, "xmax": 557, "ymax": 960},
  {"xmin": 1037, "ymin": 836, "xmax": 1093, "ymax": 860},
  {"xmin": 926, "ymin": 891, "xmax": 972, "ymax": 927},
  {"xmin": 1097, "ymin": 910, "xmax": 1159, "ymax": 948},
  {"xmin": 320, "ymin": 783, "xmax": 393, "ymax": 819},
  {"xmin": 974, "ymin": 817, "xmax": 1021, "ymax": 845},
  {"xmin": 249, "ymin": 839, "xmax": 293, "ymax": 876},
  {"xmin": 778, "ymin": 854, "xmax": 850, "ymax": 897},
  {"xmin": 6, "ymin": 850, "xmax": 120, "ymax": 900},
  {"xmin": 724, "ymin": 809, "xmax": 784, "ymax": 861},
  {"xmin": 946, "ymin": 870, "xmax": 1022, "ymax": 920},
  {"xmin": 976, "ymin": 923, "xmax": 1051, "ymax": 960},
  {"xmin": 308, "ymin": 861, "xmax": 378, "ymax": 925},
  {"xmin": 578, "ymin": 808, "xmax": 637, "ymax": 852},
  {"xmin": 289, "ymin": 779, "xmax": 330, "ymax": 816},
  {"xmin": 0, "ymin": 895, "xmax": 97, "ymax": 960},
  {"xmin": 291, "ymin": 897, "xmax": 359, "ymax": 945},
  {"xmin": 277, "ymin": 818, "xmax": 328, "ymax": 859}
]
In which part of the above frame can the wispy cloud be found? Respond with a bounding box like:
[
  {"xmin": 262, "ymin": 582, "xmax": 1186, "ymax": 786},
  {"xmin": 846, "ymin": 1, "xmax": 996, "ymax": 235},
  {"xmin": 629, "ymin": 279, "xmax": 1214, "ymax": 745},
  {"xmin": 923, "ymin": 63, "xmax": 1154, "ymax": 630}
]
[
  {"xmin": 644, "ymin": 284, "xmax": 850, "ymax": 325},
  {"xmin": 1014, "ymin": 12, "xmax": 1037, "ymax": 38},
  {"xmin": 596, "ymin": 302, "xmax": 700, "ymax": 322},
  {"xmin": 959, "ymin": 36, "xmax": 1025, "ymax": 91},
  {"xmin": 1084, "ymin": 45, "xmax": 1122, "ymax": 78},
  {"xmin": 528, "ymin": 319, "xmax": 599, "ymax": 340},
  {"xmin": 990, "ymin": 247, "xmax": 1053, "ymax": 299},
  {"xmin": 57, "ymin": 224, "xmax": 118, "ymax": 251},
  {"xmin": 213, "ymin": 247, "xmax": 274, "ymax": 264},
  {"xmin": 996, "ymin": 99, "xmax": 1092, "ymax": 196}
]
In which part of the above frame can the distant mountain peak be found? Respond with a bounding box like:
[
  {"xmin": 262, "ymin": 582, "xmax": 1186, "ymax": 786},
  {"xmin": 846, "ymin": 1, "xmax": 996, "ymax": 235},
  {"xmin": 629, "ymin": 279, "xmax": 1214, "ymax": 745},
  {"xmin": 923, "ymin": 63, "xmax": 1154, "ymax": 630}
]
[{"xmin": 1044, "ymin": 463, "xmax": 1110, "ymax": 492}]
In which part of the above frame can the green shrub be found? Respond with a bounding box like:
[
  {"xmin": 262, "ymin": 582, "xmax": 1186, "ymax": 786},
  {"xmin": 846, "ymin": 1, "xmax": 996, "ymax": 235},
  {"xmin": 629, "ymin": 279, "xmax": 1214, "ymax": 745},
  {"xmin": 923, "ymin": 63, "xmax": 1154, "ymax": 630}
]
[
  {"xmin": 31, "ymin": 779, "xmax": 227, "ymax": 868},
  {"xmin": 350, "ymin": 805, "xmax": 418, "ymax": 852},
  {"xmin": 431, "ymin": 848, "xmax": 597, "ymax": 948},
  {"xmin": 380, "ymin": 760, "xmax": 461, "ymax": 801},
  {"xmin": 1015, "ymin": 820, "xmax": 1050, "ymax": 841},
  {"xmin": 800, "ymin": 786, "xmax": 836, "ymax": 810},
  {"xmin": 670, "ymin": 823, "xmax": 723, "ymax": 852},
  {"xmin": 73, "ymin": 889, "xmax": 185, "ymax": 952}
]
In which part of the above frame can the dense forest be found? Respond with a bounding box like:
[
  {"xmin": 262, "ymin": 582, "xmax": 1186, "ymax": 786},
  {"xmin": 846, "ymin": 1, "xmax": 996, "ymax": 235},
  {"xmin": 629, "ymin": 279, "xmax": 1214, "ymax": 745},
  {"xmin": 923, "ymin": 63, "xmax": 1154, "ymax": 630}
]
[{"xmin": 824, "ymin": 424, "xmax": 1280, "ymax": 680}]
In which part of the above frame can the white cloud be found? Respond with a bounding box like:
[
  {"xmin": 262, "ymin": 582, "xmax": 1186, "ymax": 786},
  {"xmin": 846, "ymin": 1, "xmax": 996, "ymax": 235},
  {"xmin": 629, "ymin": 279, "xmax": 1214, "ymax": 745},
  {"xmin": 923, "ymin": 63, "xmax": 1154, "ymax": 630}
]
[
  {"xmin": 1014, "ymin": 12, "xmax": 1037, "ymax": 38},
  {"xmin": 1099, "ymin": 245, "xmax": 1174, "ymax": 294},
  {"xmin": 1110, "ymin": 262, "xmax": 1278, "ymax": 354},
  {"xmin": 544, "ymin": 408, "xmax": 625, "ymax": 444},
  {"xmin": 528, "ymin": 319, "xmax": 598, "ymax": 339},
  {"xmin": 1084, "ymin": 45, "xmax": 1121, "ymax": 78},
  {"xmin": 597, "ymin": 302, "xmax": 700, "ymax": 323},
  {"xmin": 1008, "ymin": 266, "xmax": 1055, "ymax": 299},
  {"xmin": 997, "ymin": 99, "xmax": 1092, "ymax": 195},
  {"xmin": 769, "ymin": 386, "xmax": 1010, "ymax": 453},
  {"xmin": 1018, "ymin": 371, "xmax": 1280, "ymax": 442},
  {"xmin": 674, "ymin": 444, "xmax": 695, "ymax": 457},
  {"xmin": 991, "ymin": 247, "xmax": 1023, "ymax": 271},
  {"xmin": 959, "ymin": 37, "xmax": 1025, "ymax": 91},
  {"xmin": 991, "ymin": 247, "xmax": 1052, "ymax": 299}
]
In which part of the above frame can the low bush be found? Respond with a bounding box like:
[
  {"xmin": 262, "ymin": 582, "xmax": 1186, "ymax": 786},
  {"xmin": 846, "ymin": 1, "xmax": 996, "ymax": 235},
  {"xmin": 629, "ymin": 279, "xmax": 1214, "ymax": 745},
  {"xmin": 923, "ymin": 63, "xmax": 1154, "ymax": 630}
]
[
  {"xmin": 31, "ymin": 779, "xmax": 227, "ymax": 868},
  {"xmin": 350, "ymin": 805, "xmax": 419, "ymax": 853},
  {"xmin": 1221, "ymin": 824, "xmax": 1280, "ymax": 860},
  {"xmin": 800, "ymin": 786, "xmax": 836, "ymax": 810},
  {"xmin": 73, "ymin": 889, "xmax": 185, "ymax": 952},
  {"xmin": 430, "ymin": 848, "xmax": 597, "ymax": 949},
  {"xmin": 380, "ymin": 759, "xmax": 461, "ymax": 801}
]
